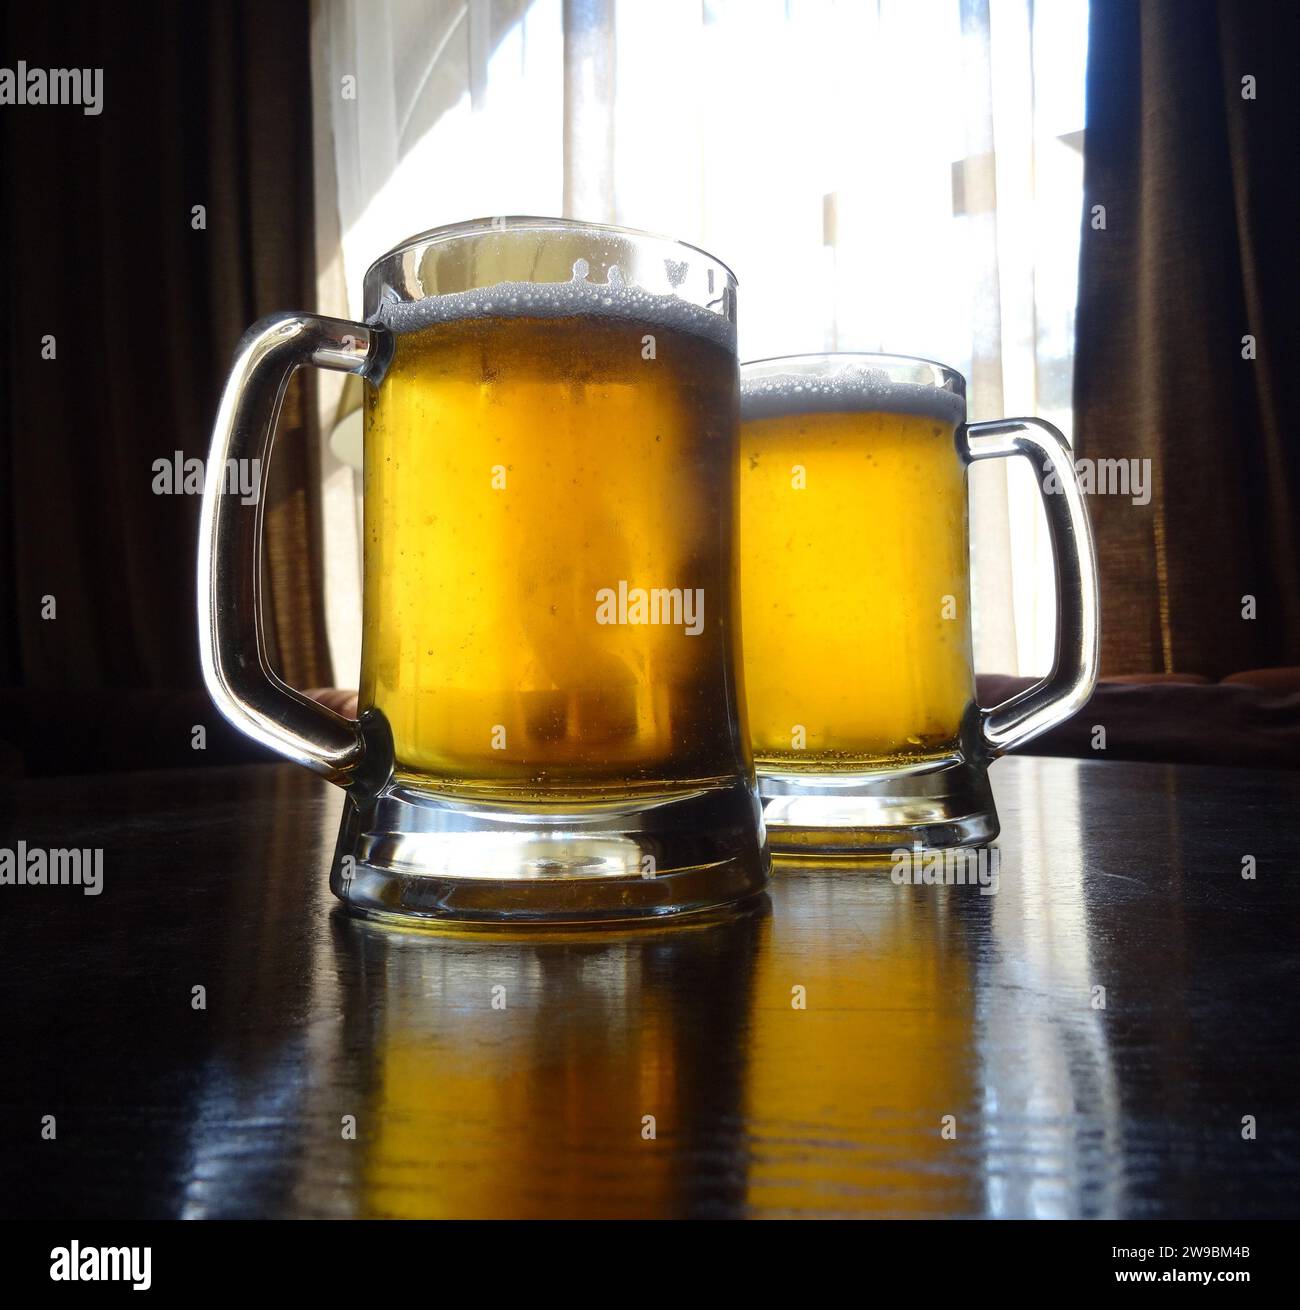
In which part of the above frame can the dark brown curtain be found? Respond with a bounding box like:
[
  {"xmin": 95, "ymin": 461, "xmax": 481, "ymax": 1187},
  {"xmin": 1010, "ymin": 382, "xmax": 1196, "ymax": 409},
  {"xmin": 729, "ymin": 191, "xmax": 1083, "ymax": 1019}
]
[
  {"xmin": 1074, "ymin": 0, "xmax": 1300, "ymax": 678},
  {"xmin": 0, "ymin": 0, "xmax": 330, "ymax": 698}
]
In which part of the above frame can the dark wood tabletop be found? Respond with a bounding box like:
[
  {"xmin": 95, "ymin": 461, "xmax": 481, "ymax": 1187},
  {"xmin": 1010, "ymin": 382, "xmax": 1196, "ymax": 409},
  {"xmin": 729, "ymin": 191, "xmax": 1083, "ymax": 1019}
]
[{"xmin": 1, "ymin": 755, "xmax": 1297, "ymax": 1220}]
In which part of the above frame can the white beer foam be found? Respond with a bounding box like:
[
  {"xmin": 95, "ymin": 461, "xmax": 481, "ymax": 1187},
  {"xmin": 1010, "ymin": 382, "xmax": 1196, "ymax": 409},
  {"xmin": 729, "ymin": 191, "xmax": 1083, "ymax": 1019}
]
[
  {"xmin": 741, "ymin": 363, "xmax": 965, "ymax": 426},
  {"xmin": 371, "ymin": 265, "xmax": 736, "ymax": 352}
]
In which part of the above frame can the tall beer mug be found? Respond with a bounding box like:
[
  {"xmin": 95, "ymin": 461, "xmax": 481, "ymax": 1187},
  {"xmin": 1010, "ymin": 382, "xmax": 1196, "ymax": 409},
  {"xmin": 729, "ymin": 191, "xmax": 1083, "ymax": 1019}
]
[
  {"xmin": 738, "ymin": 353, "xmax": 1098, "ymax": 854},
  {"xmin": 200, "ymin": 218, "xmax": 767, "ymax": 923}
]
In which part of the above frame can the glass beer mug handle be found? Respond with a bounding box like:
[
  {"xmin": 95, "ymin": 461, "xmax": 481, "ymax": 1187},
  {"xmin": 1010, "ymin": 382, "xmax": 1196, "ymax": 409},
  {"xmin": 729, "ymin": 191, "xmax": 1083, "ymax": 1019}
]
[
  {"xmin": 965, "ymin": 418, "xmax": 1100, "ymax": 755},
  {"xmin": 198, "ymin": 312, "xmax": 383, "ymax": 784}
]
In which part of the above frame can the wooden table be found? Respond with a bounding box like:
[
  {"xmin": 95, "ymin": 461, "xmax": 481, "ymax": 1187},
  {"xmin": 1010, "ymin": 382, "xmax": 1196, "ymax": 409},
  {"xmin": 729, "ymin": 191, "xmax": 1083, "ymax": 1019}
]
[{"xmin": 2, "ymin": 756, "xmax": 1297, "ymax": 1219}]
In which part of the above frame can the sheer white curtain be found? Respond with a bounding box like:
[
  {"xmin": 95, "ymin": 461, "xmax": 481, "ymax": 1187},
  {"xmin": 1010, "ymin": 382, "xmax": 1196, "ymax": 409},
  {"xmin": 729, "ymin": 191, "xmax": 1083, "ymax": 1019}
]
[{"xmin": 311, "ymin": 0, "xmax": 1089, "ymax": 685}]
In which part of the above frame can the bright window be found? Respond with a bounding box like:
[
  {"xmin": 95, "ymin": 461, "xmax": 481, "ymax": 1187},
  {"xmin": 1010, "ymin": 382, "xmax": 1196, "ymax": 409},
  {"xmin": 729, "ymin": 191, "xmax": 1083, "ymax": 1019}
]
[{"xmin": 314, "ymin": 0, "xmax": 1089, "ymax": 681}]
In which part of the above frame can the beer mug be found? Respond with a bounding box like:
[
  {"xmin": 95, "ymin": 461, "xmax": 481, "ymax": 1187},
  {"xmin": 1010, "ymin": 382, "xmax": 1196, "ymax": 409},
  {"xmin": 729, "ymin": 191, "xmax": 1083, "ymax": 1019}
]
[
  {"xmin": 738, "ymin": 353, "xmax": 1098, "ymax": 854},
  {"xmin": 199, "ymin": 218, "xmax": 767, "ymax": 923}
]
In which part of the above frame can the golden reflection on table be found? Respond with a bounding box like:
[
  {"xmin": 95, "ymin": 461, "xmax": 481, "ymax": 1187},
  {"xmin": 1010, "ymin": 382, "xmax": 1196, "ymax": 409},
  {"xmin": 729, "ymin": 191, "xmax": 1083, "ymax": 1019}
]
[
  {"xmin": 343, "ymin": 865, "xmax": 1002, "ymax": 1218},
  {"xmin": 348, "ymin": 910, "xmax": 765, "ymax": 1219}
]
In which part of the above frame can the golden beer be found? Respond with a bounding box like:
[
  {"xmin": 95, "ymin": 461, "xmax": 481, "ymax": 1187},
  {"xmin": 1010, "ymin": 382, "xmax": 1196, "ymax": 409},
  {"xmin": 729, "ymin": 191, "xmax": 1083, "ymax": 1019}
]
[
  {"xmin": 360, "ymin": 305, "xmax": 748, "ymax": 801},
  {"xmin": 739, "ymin": 376, "xmax": 974, "ymax": 772},
  {"xmin": 204, "ymin": 218, "xmax": 766, "ymax": 919}
]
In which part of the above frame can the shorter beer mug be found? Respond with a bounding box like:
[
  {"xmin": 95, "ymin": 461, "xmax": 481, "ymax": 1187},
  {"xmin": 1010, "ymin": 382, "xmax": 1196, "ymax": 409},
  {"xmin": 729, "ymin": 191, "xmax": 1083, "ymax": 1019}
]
[
  {"xmin": 738, "ymin": 353, "xmax": 1099, "ymax": 854},
  {"xmin": 199, "ymin": 218, "xmax": 767, "ymax": 923}
]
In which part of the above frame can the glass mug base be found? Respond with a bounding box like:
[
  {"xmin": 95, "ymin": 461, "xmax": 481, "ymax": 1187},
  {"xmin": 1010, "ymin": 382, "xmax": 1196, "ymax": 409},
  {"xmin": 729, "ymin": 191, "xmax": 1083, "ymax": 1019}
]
[
  {"xmin": 328, "ymin": 761, "xmax": 769, "ymax": 926},
  {"xmin": 757, "ymin": 754, "xmax": 998, "ymax": 857}
]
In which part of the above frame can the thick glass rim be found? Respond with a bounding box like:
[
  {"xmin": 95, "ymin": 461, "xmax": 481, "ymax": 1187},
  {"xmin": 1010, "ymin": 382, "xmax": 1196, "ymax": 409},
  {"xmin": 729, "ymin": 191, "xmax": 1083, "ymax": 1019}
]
[
  {"xmin": 741, "ymin": 351, "xmax": 966, "ymax": 398},
  {"xmin": 365, "ymin": 215, "xmax": 739, "ymax": 287}
]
